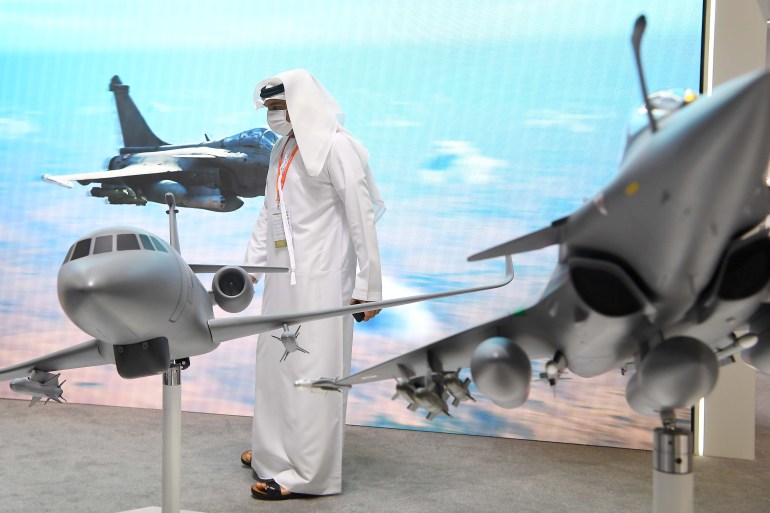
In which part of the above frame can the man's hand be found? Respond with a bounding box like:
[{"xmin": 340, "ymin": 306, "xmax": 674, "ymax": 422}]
[{"xmin": 350, "ymin": 298, "xmax": 381, "ymax": 321}]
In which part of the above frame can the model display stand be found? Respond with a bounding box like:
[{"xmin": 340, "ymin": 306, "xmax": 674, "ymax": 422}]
[{"xmin": 118, "ymin": 363, "xmax": 205, "ymax": 513}]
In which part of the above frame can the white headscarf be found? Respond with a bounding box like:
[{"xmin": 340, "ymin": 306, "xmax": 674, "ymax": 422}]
[{"xmin": 254, "ymin": 69, "xmax": 385, "ymax": 221}]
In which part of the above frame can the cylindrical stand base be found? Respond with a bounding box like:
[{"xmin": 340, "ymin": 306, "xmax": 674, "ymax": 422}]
[
  {"xmin": 652, "ymin": 426, "xmax": 694, "ymax": 513},
  {"xmin": 653, "ymin": 469, "xmax": 693, "ymax": 513},
  {"xmin": 163, "ymin": 365, "xmax": 182, "ymax": 513}
]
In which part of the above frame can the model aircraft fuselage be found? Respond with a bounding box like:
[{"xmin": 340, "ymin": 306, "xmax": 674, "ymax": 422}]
[
  {"xmin": 57, "ymin": 226, "xmax": 217, "ymax": 376},
  {"xmin": 538, "ymin": 70, "xmax": 770, "ymax": 378}
]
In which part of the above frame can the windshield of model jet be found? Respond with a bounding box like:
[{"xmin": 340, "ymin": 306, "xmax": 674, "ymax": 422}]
[
  {"xmin": 222, "ymin": 128, "xmax": 277, "ymax": 151},
  {"xmin": 62, "ymin": 233, "xmax": 169, "ymax": 264},
  {"xmin": 625, "ymin": 88, "xmax": 698, "ymax": 149}
]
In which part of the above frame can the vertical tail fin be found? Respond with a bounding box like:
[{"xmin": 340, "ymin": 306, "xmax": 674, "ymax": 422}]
[{"xmin": 109, "ymin": 76, "xmax": 169, "ymax": 148}]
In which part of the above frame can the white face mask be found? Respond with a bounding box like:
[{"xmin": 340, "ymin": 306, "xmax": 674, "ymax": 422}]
[{"xmin": 267, "ymin": 110, "xmax": 292, "ymax": 136}]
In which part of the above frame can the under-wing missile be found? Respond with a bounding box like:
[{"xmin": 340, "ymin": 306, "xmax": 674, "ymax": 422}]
[
  {"xmin": 9, "ymin": 370, "xmax": 66, "ymax": 407},
  {"xmin": 414, "ymin": 384, "xmax": 451, "ymax": 420},
  {"xmin": 442, "ymin": 370, "xmax": 475, "ymax": 407},
  {"xmin": 293, "ymin": 378, "xmax": 350, "ymax": 393},
  {"xmin": 392, "ymin": 378, "xmax": 420, "ymax": 411}
]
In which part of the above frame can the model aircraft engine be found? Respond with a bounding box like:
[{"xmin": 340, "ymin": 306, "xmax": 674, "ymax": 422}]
[
  {"xmin": 212, "ymin": 266, "xmax": 254, "ymax": 313},
  {"xmin": 470, "ymin": 337, "xmax": 531, "ymax": 408},
  {"xmin": 625, "ymin": 336, "xmax": 718, "ymax": 416}
]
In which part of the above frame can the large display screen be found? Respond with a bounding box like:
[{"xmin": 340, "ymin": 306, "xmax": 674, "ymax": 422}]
[{"xmin": 0, "ymin": 0, "xmax": 704, "ymax": 449}]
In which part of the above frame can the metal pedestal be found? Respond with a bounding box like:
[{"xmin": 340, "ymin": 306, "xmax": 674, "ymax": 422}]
[
  {"xmin": 163, "ymin": 364, "xmax": 183, "ymax": 513},
  {"xmin": 652, "ymin": 426, "xmax": 694, "ymax": 513},
  {"xmin": 118, "ymin": 363, "xmax": 205, "ymax": 513}
]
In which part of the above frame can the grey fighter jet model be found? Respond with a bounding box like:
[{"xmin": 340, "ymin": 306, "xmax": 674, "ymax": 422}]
[
  {"xmin": 303, "ymin": 18, "xmax": 770, "ymax": 424},
  {"xmin": 42, "ymin": 76, "xmax": 276, "ymax": 212},
  {"xmin": 0, "ymin": 193, "xmax": 513, "ymax": 400}
]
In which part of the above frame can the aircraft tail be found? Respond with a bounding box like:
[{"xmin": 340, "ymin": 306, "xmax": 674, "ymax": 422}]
[{"xmin": 109, "ymin": 75, "xmax": 169, "ymax": 148}]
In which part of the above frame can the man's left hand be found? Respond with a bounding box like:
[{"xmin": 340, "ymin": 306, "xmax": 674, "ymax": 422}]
[{"xmin": 350, "ymin": 298, "xmax": 381, "ymax": 321}]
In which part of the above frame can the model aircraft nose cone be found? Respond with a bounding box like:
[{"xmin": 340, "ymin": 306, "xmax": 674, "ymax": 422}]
[{"xmin": 56, "ymin": 251, "xmax": 182, "ymax": 341}]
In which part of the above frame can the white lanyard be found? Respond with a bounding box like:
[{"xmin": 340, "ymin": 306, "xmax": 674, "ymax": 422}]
[{"xmin": 276, "ymin": 138, "xmax": 297, "ymax": 286}]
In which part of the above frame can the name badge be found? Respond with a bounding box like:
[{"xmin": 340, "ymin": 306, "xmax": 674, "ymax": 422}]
[{"xmin": 272, "ymin": 210, "xmax": 291, "ymax": 248}]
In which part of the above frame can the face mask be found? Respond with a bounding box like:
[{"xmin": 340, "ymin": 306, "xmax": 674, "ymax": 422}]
[{"xmin": 267, "ymin": 110, "xmax": 292, "ymax": 136}]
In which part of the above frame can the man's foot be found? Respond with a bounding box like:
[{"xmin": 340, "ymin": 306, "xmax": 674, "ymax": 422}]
[
  {"xmin": 251, "ymin": 479, "xmax": 315, "ymax": 501},
  {"xmin": 240, "ymin": 450, "xmax": 251, "ymax": 467}
]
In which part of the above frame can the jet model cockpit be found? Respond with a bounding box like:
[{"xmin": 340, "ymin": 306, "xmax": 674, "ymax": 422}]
[
  {"xmin": 625, "ymin": 88, "xmax": 698, "ymax": 150},
  {"xmin": 222, "ymin": 127, "xmax": 277, "ymax": 151},
  {"xmin": 62, "ymin": 230, "xmax": 171, "ymax": 265}
]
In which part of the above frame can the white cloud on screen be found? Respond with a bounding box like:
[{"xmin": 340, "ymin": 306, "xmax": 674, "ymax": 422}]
[
  {"xmin": 0, "ymin": 117, "xmax": 37, "ymax": 139},
  {"xmin": 417, "ymin": 140, "xmax": 506, "ymax": 185}
]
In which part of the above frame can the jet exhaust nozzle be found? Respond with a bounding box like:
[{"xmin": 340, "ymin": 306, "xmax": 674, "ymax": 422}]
[
  {"xmin": 470, "ymin": 337, "xmax": 531, "ymax": 408},
  {"xmin": 212, "ymin": 266, "xmax": 254, "ymax": 313},
  {"xmin": 626, "ymin": 336, "xmax": 718, "ymax": 416}
]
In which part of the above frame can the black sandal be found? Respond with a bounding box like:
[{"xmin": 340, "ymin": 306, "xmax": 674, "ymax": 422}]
[
  {"xmin": 240, "ymin": 450, "xmax": 268, "ymax": 484},
  {"xmin": 250, "ymin": 479, "xmax": 314, "ymax": 501}
]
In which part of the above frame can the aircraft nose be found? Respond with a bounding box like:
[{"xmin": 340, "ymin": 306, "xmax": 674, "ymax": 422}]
[{"xmin": 57, "ymin": 253, "xmax": 181, "ymax": 341}]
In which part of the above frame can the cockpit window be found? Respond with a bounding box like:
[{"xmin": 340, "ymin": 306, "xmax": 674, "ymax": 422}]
[
  {"xmin": 223, "ymin": 128, "xmax": 277, "ymax": 151},
  {"xmin": 62, "ymin": 244, "xmax": 75, "ymax": 265},
  {"xmin": 261, "ymin": 130, "xmax": 277, "ymax": 151},
  {"xmin": 139, "ymin": 234, "xmax": 155, "ymax": 251},
  {"xmin": 150, "ymin": 236, "xmax": 169, "ymax": 253},
  {"xmin": 626, "ymin": 88, "xmax": 698, "ymax": 147},
  {"xmin": 93, "ymin": 235, "xmax": 113, "ymax": 255},
  {"xmin": 117, "ymin": 234, "xmax": 140, "ymax": 251},
  {"xmin": 71, "ymin": 239, "xmax": 91, "ymax": 261}
]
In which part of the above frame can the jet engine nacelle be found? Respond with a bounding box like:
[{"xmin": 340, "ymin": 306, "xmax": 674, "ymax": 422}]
[
  {"xmin": 212, "ymin": 266, "xmax": 254, "ymax": 313},
  {"xmin": 470, "ymin": 337, "xmax": 531, "ymax": 408},
  {"xmin": 626, "ymin": 336, "xmax": 718, "ymax": 416},
  {"xmin": 741, "ymin": 330, "xmax": 770, "ymax": 375}
]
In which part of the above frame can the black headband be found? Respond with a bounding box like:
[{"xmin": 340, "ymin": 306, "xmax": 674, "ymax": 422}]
[{"xmin": 260, "ymin": 83, "xmax": 285, "ymax": 99}]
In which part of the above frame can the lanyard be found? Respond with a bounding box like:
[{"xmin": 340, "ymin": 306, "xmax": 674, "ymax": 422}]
[
  {"xmin": 276, "ymin": 137, "xmax": 299, "ymax": 202},
  {"xmin": 275, "ymin": 137, "xmax": 298, "ymax": 286}
]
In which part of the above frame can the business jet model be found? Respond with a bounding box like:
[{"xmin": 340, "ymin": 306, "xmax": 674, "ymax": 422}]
[
  {"xmin": 0, "ymin": 193, "xmax": 512, "ymax": 404},
  {"xmin": 301, "ymin": 17, "xmax": 770, "ymax": 428},
  {"xmin": 42, "ymin": 76, "xmax": 276, "ymax": 212}
]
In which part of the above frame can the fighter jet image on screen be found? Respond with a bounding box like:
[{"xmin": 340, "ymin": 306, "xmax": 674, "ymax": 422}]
[
  {"xmin": 42, "ymin": 76, "xmax": 277, "ymax": 212},
  {"xmin": 0, "ymin": 193, "xmax": 512, "ymax": 403},
  {"xmin": 302, "ymin": 17, "xmax": 770, "ymax": 424}
]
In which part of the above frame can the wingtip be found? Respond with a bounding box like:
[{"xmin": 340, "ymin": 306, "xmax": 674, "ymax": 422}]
[{"xmin": 42, "ymin": 174, "xmax": 74, "ymax": 188}]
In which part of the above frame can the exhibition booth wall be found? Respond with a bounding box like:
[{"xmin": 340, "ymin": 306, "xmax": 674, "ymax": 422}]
[{"xmin": 0, "ymin": 0, "xmax": 704, "ymax": 449}]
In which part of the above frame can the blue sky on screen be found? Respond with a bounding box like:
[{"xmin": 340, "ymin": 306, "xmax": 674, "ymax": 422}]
[{"xmin": 0, "ymin": 0, "xmax": 703, "ymax": 448}]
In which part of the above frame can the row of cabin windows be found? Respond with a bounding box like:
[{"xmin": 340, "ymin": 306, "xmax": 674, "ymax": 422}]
[{"xmin": 64, "ymin": 234, "xmax": 168, "ymax": 264}]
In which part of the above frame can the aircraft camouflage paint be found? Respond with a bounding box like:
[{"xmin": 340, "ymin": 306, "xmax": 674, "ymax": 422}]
[
  {"xmin": 42, "ymin": 76, "xmax": 276, "ymax": 212},
  {"xmin": 0, "ymin": 193, "xmax": 512, "ymax": 404},
  {"xmin": 301, "ymin": 19, "xmax": 770, "ymax": 424}
]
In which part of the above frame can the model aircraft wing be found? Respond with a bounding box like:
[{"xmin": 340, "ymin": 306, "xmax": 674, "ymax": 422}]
[
  {"xmin": 342, "ymin": 317, "xmax": 508, "ymax": 385},
  {"xmin": 42, "ymin": 162, "xmax": 184, "ymax": 188},
  {"xmin": 467, "ymin": 217, "xmax": 567, "ymax": 261},
  {"xmin": 208, "ymin": 255, "xmax": 513, "ymax": 344},
  {"xmin": 189, "ymin": 264, "xmax": 288, "ymax": 274},
  {"xmin": 0, "ymin": 339, "xmax": 109, "ymax": 382},
  {"xmin": 302, "ymin": 307, "xmax": 552, "ymax": 390}
]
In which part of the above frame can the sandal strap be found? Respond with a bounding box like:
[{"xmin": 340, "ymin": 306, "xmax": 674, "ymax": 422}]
[{"xmin": 263, "ymin": 479, "xmax": 283, "ymax": 497}]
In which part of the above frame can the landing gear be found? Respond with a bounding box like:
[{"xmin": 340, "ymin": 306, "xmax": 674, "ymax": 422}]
[{"xmin": 652, "ymin": 410, "xmax": 693, "ymax": 513}]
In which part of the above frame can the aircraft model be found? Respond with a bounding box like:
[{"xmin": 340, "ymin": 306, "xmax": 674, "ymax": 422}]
[
  {"xmin": 301, "ymin": 17, "xmax": 770, "ymax": 426},
  {"xmin": 42, "ymin": 76, "xmax": 276, "ymax": 212},
  {"xmin": 0, "ymin": 193, "xmax": 513, "ymax": 403}
]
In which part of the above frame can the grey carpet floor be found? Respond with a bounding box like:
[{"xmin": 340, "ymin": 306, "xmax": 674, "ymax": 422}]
[{"xmin": 0, "ymin": 392, "xmax": 768, "ymax": 513}]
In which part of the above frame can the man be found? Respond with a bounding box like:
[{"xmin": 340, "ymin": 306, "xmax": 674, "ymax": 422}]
[{"xmin": 243, "ymin": 69, "xmax": 385, "ymax": 500}]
